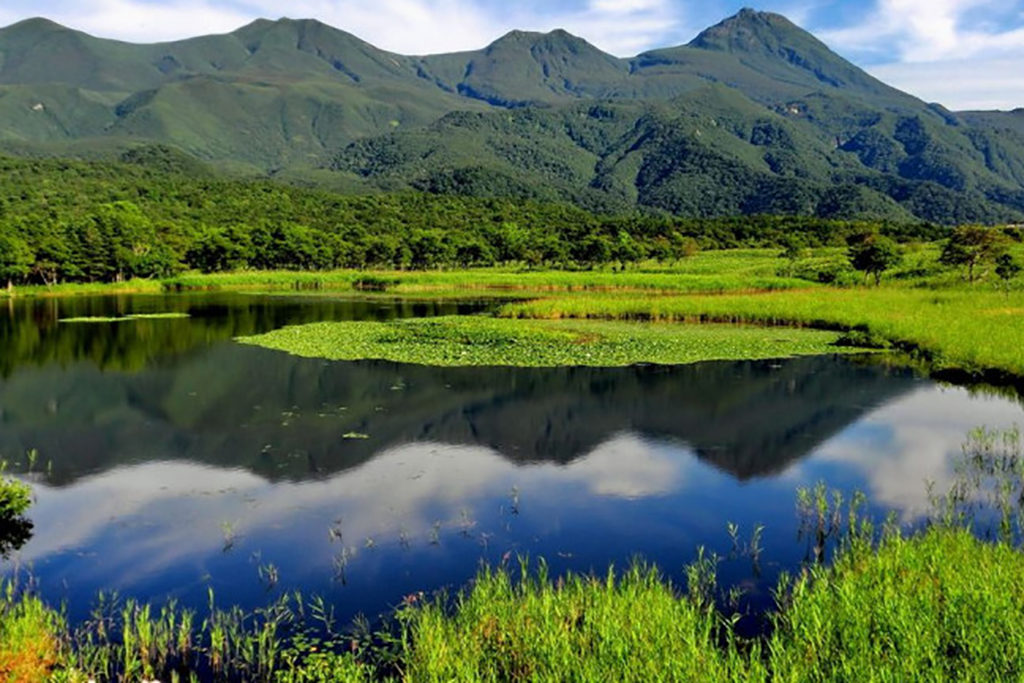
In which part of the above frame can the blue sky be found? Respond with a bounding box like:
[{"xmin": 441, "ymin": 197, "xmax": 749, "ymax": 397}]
[{"xmin": 2, "ymin": 0, "xmax": 1023, "ymax": 109}]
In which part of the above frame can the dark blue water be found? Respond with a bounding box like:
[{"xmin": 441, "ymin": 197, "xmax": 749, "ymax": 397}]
[{"xmin": 1, "ymin": 293, "xmax": 1022, "ymax": 627}]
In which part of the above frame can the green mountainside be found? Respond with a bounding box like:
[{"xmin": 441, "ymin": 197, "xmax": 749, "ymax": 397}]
[{"xmin": 1, "ymin": 9, "xmax": 1023, "ymax": 221}]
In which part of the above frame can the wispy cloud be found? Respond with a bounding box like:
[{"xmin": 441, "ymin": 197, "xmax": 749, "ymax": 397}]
[
  {"xmin": 869, "ymin": 57, "xmax": 1024, "ymax": 110},
  {"xmin": 820, "ymin": 0, "xmax": 1024, "ymax": 62},
  {"xmin": 0, "ymin": 0, "xmax": 688, "ymax": 55},
  {"xmin": 3, "ymin": 0, "xmax": 254, "ymax": 43},
  {"xmin": 815, "ymin": 0, "xmax": 1024, "ymax": 108}
]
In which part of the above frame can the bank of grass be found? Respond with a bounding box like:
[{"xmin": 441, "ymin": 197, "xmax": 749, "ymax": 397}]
[
  {"xmin": 58, "ymin": 312, "xmax": 191, "ymax": 324},
  {"xmin": 237, "ymin": 316, "xmax": 861, "ymax": 367},
  {"xmin": 405, "ymin": 526, "xmax": 1024, "ymax": 682},
  {"xmin": 0, "ymin": 251, "xmax": 812, "ymax": 300},
  {"xmin": 502, "ymin": 287, "xmax": 1024, "ymax": 377},
  {"xmin": 4, "ymin": 525, "xmax": 1023, "ymax": 682},
  {"xmin": 161, "ymin": 254, "xmax": 809, "ymax": 297},
  {"xmin": 0, "ymin": 279, "xmax": 166, "ymax": 299}
]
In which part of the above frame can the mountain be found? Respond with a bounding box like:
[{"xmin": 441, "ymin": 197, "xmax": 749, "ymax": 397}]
[{"xmin": 1, "ymin": 9, "xmax": 1024, "ymax": 222}]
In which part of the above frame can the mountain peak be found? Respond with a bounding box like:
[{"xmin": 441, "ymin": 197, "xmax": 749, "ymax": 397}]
[
  {"xmin": 684, "ymin": 7, "xmax": 896, "ymax": 95},
  {"xmin": 689, "ymin": 8, "xmax": 809, "ymax": 53},
  {"xmin": 489, "ymin": 28, "xmax": 591, "ymax": 49},
  {"xmin": 0, "ymin": 16, "xmax": 74, "ymax": 38}
]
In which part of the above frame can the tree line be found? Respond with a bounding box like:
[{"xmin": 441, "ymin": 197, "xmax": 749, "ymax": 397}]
[{"xmin": 0, "ymin": 153, "xmax": 949, "ymax": 288}]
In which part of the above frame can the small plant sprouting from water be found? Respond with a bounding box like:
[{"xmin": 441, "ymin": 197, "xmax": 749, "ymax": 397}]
[
  {"xmin": 796, "ymin": 483, "xmax": 871, "ymax": 564},
  {"xmin": 25, "ymin": 449, "xmax": 38, "ymax": 473},
  {"xmin": 750, "ymin": 524, "xmax": 765, "ymax": 575},
  {"xmin": 929, "ymin": 425, "xmax": 1024, "ymax": 544},
  {"xmin": 328, "ymin": 518, "xmax": 343, "ymax": 544},
  {"xmin": 726, "ymin": 521, "xmax": 740, "ymax": 557},
  {"xmin": 332, "ymin": 547, "xmax": 352, "ymax": 585},
  {"xmin": 429, "ymin": 520, "xmax": 442, "ymax": 546},
  {"xmin": 458, "ymin": 508, "xmax": 476, "ymax": 537},
  {"xmin": 258, "ymin": 563, "xmax": 280, "ymax": 591},
  {"xmin": 220, "ymin": 520, "xmax": 239, "ymax": 552},
  {"xmin": 725, "ymin": 522, "xmax": 767, "ymax": 575}
]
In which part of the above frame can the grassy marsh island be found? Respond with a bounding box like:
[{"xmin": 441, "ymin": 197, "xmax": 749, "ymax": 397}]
[{"xmin": 237, "ymin": 317, "xmax": 863, "ymax": 367}]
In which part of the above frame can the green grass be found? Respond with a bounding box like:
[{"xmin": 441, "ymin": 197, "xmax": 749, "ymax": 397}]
[
  {"xmin": 401, "ymin": 561, "xmax": 760, "ymax": 682},
  {"xmin": 237, "ymin": 316, "xmax": 860, "ymax": 367},
  {"xmin": 8, "ymin": 525, "xmax": 1021, "ymax": 682},
  {"xmin": 502, "ymin": 286, "xmax": 1024, "ymax": 376},
  {"xmin": 0, "ymin": 477, "xmax": 30, "ymax": 519},
  {"xmin": 0, "ymin": 588, "xmax": 62, "ymax": 683},
  {"xmin": 0, "ymin": 251, "xmax": 810, "ymax": 299},
  {"xmin": 766, "ymin": 527, "xmax": 1024, "ymax": 681},
  {"xmin": 57, "ymin": 312, "xmax": 191, "ymax": 323},
  {"xmin": 0, "ymin": 279, "xmax": 166, "ymax": 299}
]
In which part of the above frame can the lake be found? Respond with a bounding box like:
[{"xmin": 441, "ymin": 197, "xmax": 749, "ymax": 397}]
[{"xmin": 2, "ymin": 293, "xmax": 1022, "ymax": 629}]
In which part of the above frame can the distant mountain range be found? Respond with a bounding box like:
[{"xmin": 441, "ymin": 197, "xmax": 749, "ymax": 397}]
[{"xmin": 2, "ymin": 8, "xmax": 1024, "ymax": 222}]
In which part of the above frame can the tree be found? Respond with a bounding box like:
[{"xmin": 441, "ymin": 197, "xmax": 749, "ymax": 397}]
[
  {"xmin": 780, "ymin": 235, "xmax": 809, "ymax": 263},
  {"xmin": 995, "ymin": 253, "xmax": 1021, "ymax": 295},
  {"xmin": 847, "ymin": 233, "xmax": 902, "ymax": 285},
  {"xmin": 0, "ymin": 231, "xmax": 34, "ymax": 291},
  {"xmin": 939, "ymin": 225, "xmax": 1007, "ymax": 284}
]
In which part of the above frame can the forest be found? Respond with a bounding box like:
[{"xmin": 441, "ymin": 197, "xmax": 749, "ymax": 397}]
[{"xmin": 0, "ymin": 153, "xmax": 947, "ymax": 286}]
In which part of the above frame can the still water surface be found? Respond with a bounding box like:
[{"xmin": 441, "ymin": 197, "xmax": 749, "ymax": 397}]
[{"xmin": 1, "ymin": 293, "xmax": 1022, "ymax": 625}]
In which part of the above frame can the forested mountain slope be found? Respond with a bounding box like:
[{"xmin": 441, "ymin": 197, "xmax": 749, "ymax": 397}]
[{"xmin": 1, "ymin": 9, "xmax": 1023, "ymax": 221}]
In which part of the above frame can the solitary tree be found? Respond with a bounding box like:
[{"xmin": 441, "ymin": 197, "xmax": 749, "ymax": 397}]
[
  {"xmin": 995, "ymin": 252, "xmax": 1022, "ymax": 295},
  {"xmin": 939, "ymin": 225, "xmax": 1007, "ymax": 284},
  {"xmin": 847, "ymin": 233, "xmax": 902, "ymax": 285}
]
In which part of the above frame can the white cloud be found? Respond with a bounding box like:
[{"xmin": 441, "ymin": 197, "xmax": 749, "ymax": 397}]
[
  {"xmin": 14, "ymin": 433, "xmax": 696, "ymax": 587},
  {"xmin": 814, "ymin": 0, "xmax": 1024, "ymax": 109},
  {"xmin": 0, "ymin": 0, "xmax": 685, "ymax": 55},
  {"xmin": 869, "ymin": 57, "xmax": 1024, "ymax": 110},
  {"xmin": 30, "ymin": 0, "xmax": 254, "ymax": 43},
  {"xmin": 808, "ymin": 385, "xmax": 1024, "ymax": 518}
]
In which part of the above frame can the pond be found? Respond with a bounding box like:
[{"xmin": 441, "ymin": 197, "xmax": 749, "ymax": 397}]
[{"xmin": 1, "ymin": 293, "xmax": 1022, "ymax": 628}]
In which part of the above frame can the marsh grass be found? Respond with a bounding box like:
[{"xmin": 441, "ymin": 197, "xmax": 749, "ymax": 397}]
[
  {"xmin": 502, "ymin": 286, "xmax": 1024, "ymax": 377},
  {"xmin": 0, "ymin": 585, "xmax": 62, "ymax": 683},
  {"xmin": 399, "ymin": 560, "xmax": 761, "ymax": 682},
  {"xmin": 237, "ymin": 317, "xmax": 862, "ymax": 367},
  {"xmin": 41, "ymin": 589, "xmax": 373, "ymax": 682}
]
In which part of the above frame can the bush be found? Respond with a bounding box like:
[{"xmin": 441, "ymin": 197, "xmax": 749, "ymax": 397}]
[{"xmin": 0, "ymin": 476, "xmax": 30, "ymax": 519}]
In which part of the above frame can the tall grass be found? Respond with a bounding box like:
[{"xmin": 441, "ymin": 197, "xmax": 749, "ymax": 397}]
[
  {"xmin": 400, "ymin": 559, "xmax": 761, "ymax": 682},
  {"xmin": 0, "ymin": 585, "xmax": 63, "ymax": 683}
]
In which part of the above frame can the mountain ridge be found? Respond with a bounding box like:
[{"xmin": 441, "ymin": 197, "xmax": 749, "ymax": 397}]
[{"xmin": 1, "ymin": 9, "xmax": 1023, "ymax": 223}]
